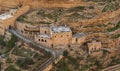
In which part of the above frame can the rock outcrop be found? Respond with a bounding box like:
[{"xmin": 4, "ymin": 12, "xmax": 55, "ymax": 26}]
[{"xmin": 0, "ymin": 0, "xmax": 93, "ymax": 11}]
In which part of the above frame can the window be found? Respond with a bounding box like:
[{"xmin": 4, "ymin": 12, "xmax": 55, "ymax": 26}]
[
  {"xmin": 9, "ymin": 25, "xmax": 12, "ymax": 29},
  {"xmin": 68, "ymin": 45, "xmax": 70, "ymax": 47},
  {"xmin": 25, "ymin": 25, "xmax": 27, "ymax": 28},
  {"xmin": 41, "ymin": 39, "xmax": 44, "ymax": 42},
  {"xmin": 51, "ymin": 44, "xmax": 53, "ymax": 48},
  {"xmin": 21, "ymin": 30, "xmax": 23, "ymax": 33},
  {"xmin": 92, "ymin": 48, "xmax": 93, "ymax": 50},
  {"xmin": 76, "ymin": 38, "xmax": 78, "ymax": 42},
  {"xmin": 45, "ymin": 31, "xmax": 47, "ymax": 34},
  {"xmin": 45, "ymin": 40, "xmax": 47, "ymax": 42}
]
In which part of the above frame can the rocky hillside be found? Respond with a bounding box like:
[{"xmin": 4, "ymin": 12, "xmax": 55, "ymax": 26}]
[{"xmin": 0, "ymin": 0, "xmax": 92, "ymax": 12}]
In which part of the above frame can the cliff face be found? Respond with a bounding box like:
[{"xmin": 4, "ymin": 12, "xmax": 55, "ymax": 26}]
[
  {"xmin": 0, "ymin": 0, "xmax": 20, "ymax": 7},
  {"xmin": 0, "ymin": 0, "xmax": 20, "ymax": 12},
  {"xmin": 0, "ymin": 0, "xmax": 92, "ymax": 11}
]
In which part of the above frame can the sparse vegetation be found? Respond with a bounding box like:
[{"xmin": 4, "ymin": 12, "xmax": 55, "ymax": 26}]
[
  {"xmin": 51, "ymin": 56, "xmax": 79, "ymax": 71},
  {"xmin": 0, "ymin": 33, "xmax": 52, "ymax": 71},
  {"xmin": 0, "ymin": 36, "xmax": 6, "ymax": 46},
  {"xmin": 5, "ymin": 65, "xmax": 19, "ymax": 71},
  {"xmin": 102, "ymin": 3, "xmax": 116, "ymax": 12},
  {"xmin": 107, "ymin": 21, "xmax": 120, "ymax": 32},
  {"xmin": 12, "ymin": 46, "xmax": 34, "ymax": 57},
  {"xmin": 114, "ymin": 34, "xmax": 120, "ymax": 38},
  {"xmin": 16, "ymin": 57, "xmax": 34, "ymax": 69}
]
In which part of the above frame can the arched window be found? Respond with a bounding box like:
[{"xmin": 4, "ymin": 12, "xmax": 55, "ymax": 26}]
[
  {"xmin": 9, "ymin": 25, "xmax": 12, "ymax": 29},
  {"xmin": 76, "ymin": 38, "xmax": 78, "ymax": 42},
  {"xmin": 92, "ymin": 48, "xmax": 93, "ymax": 50},
  {"xmin": 45, "ymin": 31, "xmax": 47, "ymax": 34},
  {"xmin": 51, "ymin": 44, "xmax": 53, "ymax": 48},
  {"xmin": 45, "ymin": 40, "xmax": 47, "ymax": 42},
  {"xmin": 21, "ymin": 30, "xmax": 23, "ymax": 33},
  {"xmin": 41, "ymin": 39, "xmax": 44, "ymax": 42},
  {"xmin": 68, "ymin": 45, "xmax": 70, "ymax": 47}
]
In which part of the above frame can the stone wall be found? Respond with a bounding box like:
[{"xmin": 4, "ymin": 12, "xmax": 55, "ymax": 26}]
[{"xmin": 52, "ymin": 32, "xmax": 72, "ymax": 47}]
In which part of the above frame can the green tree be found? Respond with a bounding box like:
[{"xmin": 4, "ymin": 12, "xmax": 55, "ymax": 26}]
[
  {"xmin": 0, "ymin": 61, "xmax": 2, "ymax": 70},
  {"xmin": 5, "ymin": 65, "xmax": 19, "ymax": 71},
  {"xmin": 16, "ymin": 57, "xmax": 34, "ymax": 69},
  {"xmin": 95, "ymin": 60, "xmax": 102, "ymax": 70},
  {"xmin": 0, "ymin": 36, "xmax": 6, "ymax": 46},
  {"xmin": 6, "ymin": 34, "xmax": 18, "ymax": 52},
  {"xmin": 6, "ymin": 57, "xmax": 12, "ymax": 63},
  {"xmin": 63, "ymin": 50, "xmax": 68, "ymax": 57}
]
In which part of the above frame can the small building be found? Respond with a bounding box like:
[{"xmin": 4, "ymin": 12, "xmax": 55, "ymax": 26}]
[
  {"xmin": 51, "ymin": 26, "xmax": 72, "ymax": 47},
  {"xmin": 0, "ymin": 9, "xmax": 17, "ymax": 35},
  {"xmin": 0, "ymin": 9, "xmax": 17, "ymax": 20},
  {"xmin": 87, "ymin": 40, "xmax": 102, "ymax": 54},
  {"xmin": 72, "ymin": 33, "xmax": 86, "ymax": 46}
]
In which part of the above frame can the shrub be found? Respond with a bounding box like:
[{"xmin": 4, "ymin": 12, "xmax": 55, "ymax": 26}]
[
  {"xmin": 5, "ymin": 65, "xmax": 19, "ymax": 71},
  {"xmin": 16, "ymin": 57, "xmax": 34, "ymax": 69}
]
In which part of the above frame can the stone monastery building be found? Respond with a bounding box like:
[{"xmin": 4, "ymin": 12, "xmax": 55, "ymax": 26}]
[{"xmin": 16, "ymin": 22, "xmax": 86, "ymax": 48}]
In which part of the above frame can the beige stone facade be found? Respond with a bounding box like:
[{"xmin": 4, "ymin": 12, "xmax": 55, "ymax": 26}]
[
  {"xmin": 16, "ymin": 22, "xmax": 40, "ymax": 39},
  {"xmin": 0, "ymin": 9, "xmax": 17, "ymax": 35},
  {"xmin": 34, "ymin": 26, "xmax": 72, "ymax": 48},
  {"xmin": 87, "ymin": 40, "xmax": 102, "ymax": 54}
]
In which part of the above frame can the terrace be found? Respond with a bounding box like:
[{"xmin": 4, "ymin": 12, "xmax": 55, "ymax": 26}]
[
  {"xmin": 51, "ymin": 26, "xmax": 71, "ymax": 33},
  {"xmin": 0, "ymin": 13, "xmax": 12, "ymax": 20},
  {"xmin": 0, "ymin": 9, "xmax": 17, "ymax": 20},
  {"xmin": 24, "ymin": 26, "xmax": 40, "ymax": 32}
]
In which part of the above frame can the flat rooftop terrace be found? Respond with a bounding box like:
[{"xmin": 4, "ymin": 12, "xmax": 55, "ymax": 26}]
[
  {"xmin": 51, "ymin": 26, "xmax": 71, "ymax": 33},
  {"xmin": 0, "ymin": 9, "xmax": 17, "ymax": 20},
  {"xmin": 0, "ymin": 13, "xmax": 12, "ymax": 20}
]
